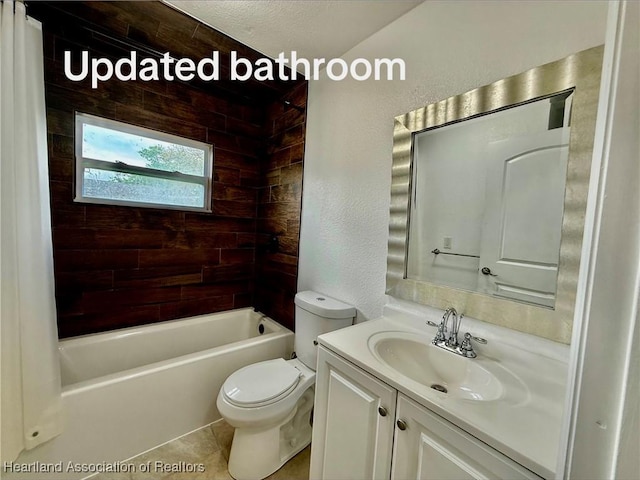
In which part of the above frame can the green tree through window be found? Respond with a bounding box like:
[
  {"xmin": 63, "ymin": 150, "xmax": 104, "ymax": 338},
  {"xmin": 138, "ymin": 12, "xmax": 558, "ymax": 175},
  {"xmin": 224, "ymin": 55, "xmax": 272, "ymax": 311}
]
[
  {"xmin": 139, "ymin": 144, "xmax": 204, "ymax": 176},
  {"xmin": 114, "ymin": 144, "xmax": 204, "ymax": 184}
]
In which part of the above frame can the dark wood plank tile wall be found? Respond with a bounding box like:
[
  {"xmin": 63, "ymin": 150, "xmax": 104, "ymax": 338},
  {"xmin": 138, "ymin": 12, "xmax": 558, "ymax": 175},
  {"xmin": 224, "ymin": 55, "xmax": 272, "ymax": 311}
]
[
  {"xmin": 28, "ymin": 1, "xmax": 306, "ymax": 338},
  {"xmin": 255, "ymin": 83, "xmax": 308, "ymax": 330}
]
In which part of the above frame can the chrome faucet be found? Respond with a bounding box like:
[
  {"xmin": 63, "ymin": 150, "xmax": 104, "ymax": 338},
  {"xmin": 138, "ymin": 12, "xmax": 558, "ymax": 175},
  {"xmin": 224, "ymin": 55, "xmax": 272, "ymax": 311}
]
[
  {"xmin": 435, "ymin": 307, "xmax": 460, "ymax": 346},
  {"xmin": 443, "ymin": 307, "xmax": 463, "ymax": 347},
  {"xmin": 427, "ymin": 307, "xmax": 486, "ymax": 358}
]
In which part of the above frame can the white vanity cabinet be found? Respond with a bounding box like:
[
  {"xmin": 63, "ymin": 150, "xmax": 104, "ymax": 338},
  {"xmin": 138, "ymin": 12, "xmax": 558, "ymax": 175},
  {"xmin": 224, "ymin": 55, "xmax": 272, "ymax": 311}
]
[
  {"xmin": 311, "ymin": 346, "xmax": 542, "ymax": 480},
  {"xmin": 391, "ymin": 394, "xmax": 540, "ymax": 480},
  {"xmin": 310, "ymin": 345, "xmax": 397, "ymax": 480}
]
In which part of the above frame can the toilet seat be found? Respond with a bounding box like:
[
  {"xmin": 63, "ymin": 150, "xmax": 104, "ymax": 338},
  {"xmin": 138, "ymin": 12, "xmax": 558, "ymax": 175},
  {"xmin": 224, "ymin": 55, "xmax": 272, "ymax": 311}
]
[{"xmin": 222, "ymin": 358, "xmax": 302, "ymax": 408}]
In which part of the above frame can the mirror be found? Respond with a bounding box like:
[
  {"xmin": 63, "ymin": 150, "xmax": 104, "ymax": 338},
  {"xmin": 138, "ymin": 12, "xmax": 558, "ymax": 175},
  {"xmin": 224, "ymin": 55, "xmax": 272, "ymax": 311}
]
[
  {"xmin": 387, "ymin": 46, "xmax": 603, "ymax": 343},
  {"xmin": 407, "ymin": 91, "xmax": 573, "ymax": 309}
]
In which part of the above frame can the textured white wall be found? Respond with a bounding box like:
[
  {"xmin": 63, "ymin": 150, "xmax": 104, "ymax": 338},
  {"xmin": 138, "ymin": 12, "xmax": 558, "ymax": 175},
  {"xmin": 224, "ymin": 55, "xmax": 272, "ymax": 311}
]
[{"xmin": 299, "ymin": 0, "xmax": 608, "ymax": 320}]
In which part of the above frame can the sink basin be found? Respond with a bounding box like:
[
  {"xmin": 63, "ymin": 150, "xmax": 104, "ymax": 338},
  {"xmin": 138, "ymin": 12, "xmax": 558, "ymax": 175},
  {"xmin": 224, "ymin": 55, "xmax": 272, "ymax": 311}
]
[{"xmin": 368, "ymin": 331, "xmax": 504, "ymax": 401}]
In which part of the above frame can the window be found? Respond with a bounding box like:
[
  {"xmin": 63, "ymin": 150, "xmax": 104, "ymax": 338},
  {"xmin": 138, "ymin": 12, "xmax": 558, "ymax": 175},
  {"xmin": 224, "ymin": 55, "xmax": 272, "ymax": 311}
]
[{"xmin": 74, "ymin": 113, "xmax": 213, "ymax": 212}]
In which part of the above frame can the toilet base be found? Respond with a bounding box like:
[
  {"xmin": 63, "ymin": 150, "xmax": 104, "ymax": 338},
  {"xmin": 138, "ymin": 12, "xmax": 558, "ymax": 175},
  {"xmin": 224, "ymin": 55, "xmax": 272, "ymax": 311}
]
[{"xmin": 227, "ymin": 388, "xmax": 314, "ymax": 480}]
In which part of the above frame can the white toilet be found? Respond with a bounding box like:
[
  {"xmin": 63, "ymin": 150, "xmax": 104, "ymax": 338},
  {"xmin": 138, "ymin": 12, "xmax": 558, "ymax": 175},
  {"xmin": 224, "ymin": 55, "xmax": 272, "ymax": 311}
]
[{"xmin": 217, "ymin": 291, "xmax": 355, "ymax": 480}]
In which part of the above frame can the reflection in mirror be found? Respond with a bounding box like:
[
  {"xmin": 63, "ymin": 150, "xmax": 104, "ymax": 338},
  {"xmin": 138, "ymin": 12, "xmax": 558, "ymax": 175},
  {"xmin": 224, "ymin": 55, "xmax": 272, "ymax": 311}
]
[
  {"xmin": 407, "ymin": 92, "xmax": 574, "ymax": 309},
  {"xmin": 386, "ymin": 46, "xmax": 603, "ymax": 343}
]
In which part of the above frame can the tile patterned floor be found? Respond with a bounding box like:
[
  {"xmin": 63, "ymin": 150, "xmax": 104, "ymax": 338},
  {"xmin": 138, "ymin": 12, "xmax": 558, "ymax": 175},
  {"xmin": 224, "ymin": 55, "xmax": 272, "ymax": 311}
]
[{"xmin": 90, "ymin": 420, "xmax": 310, "ymax": 480}]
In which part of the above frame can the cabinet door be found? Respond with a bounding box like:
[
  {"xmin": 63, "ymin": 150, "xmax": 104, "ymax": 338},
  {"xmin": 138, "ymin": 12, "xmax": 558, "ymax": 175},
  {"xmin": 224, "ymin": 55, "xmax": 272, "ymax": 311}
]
[
  {"xmin": 392, "ymin": 394, "xmax": 541, "ymax": 480},
  {"xmin": 310, "ymin": 346, "xmax": 397, "ymax": 480}
]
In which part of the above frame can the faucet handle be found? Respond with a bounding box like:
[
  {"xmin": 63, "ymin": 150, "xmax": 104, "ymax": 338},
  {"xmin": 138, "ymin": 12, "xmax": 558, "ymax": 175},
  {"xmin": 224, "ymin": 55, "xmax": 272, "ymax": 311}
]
[
  {"xmin": 426, "ymin": 319, "xmax": 446, "ymax": 334},
  {"xmin": 459, "ymin": 332, "xmax": 488, "ymax": 358},
  {"xmin": 435, "ymin": 324, "xmax": 447, "ymax": 342},
  {"xmin": 427, "ymin": 319, "xmax": 447, "ymax": 342},
  {"xmin": 427, "ymin": 320, "xmax": 447, "ymax": 343},
  {"xmin": 459, "ymin": 333, "xmax": 477, "ymax": 358},
  {"xmin": 469, "ymin": 334, "xmax": 487, "ymax": 344}
]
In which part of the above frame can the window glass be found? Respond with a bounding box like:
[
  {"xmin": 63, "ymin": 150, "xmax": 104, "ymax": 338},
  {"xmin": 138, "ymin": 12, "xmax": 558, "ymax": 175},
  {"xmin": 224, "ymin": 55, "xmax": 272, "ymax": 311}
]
[{"xmin": 75, "ymin": 113, "xmax": 213, "ymax": 212}]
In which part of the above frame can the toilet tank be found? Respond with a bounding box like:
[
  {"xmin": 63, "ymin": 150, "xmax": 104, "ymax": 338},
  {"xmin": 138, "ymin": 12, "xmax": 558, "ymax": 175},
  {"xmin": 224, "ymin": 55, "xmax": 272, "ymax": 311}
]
[{"xmin": 294, "ymin": 291, "xmax": 356, "ymax": 370}]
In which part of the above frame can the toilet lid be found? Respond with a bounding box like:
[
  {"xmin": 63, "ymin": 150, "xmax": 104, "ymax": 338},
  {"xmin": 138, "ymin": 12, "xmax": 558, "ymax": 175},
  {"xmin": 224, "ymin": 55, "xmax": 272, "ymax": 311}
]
[{"xmin": 223, "ymin": 358, "xmax": 301, "ymax": 407}]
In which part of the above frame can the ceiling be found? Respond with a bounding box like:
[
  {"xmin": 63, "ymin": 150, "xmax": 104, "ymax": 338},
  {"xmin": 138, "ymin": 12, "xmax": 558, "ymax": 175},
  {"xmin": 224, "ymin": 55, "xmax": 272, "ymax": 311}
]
[{"xmin": 164, "ymin": 0, "xmax": 424, "ymax": 61}]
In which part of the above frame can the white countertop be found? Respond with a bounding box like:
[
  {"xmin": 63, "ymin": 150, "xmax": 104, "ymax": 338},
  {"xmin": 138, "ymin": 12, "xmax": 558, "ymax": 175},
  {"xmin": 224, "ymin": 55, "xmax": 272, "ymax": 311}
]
[{"xmin": 317, "ymin": 302, "xmax": 569, "ymax": 479}]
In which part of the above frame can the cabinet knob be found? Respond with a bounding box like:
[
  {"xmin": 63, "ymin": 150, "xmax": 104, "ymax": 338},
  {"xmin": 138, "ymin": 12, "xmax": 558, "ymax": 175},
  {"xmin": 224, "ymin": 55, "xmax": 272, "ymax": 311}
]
[
  {"xmin": 378, "ymin": 406, "xmax": 388, "ymax": 417},
  {"xmin": 396, "ymin": 419, "xmax": 407, "ymax": 431}
]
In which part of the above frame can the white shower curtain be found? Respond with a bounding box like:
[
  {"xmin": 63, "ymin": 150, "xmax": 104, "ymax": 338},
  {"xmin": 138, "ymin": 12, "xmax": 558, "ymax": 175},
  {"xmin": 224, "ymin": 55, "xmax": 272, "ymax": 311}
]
[{"xmin": 0, "ymin": 0, "xmax": 62, "ymax": 462}]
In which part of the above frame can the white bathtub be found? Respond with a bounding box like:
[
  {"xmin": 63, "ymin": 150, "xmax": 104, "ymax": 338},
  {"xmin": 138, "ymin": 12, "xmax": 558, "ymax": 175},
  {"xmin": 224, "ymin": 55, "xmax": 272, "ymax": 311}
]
[{"xmin": 6, "ymin": 308, "xmax": 293, "ymax": 480}]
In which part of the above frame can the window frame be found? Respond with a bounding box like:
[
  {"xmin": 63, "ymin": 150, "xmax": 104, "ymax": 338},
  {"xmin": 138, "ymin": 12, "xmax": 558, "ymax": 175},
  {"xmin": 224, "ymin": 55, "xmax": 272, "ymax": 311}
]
[{"xmin": 74, "ymin": 112, "xmax": 214, "ymax": 213}]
